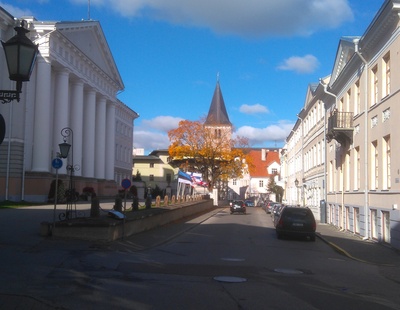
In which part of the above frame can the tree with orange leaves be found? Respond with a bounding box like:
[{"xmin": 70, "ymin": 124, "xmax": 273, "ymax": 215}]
[{"xmin": 168, "ymin": 120, "xmax": 254, "ymax": 190}]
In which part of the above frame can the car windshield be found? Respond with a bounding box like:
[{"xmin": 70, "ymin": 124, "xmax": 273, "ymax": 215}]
[{"xmin": 283, "ymin": 208, "xmax": 313, "ymax": 220}]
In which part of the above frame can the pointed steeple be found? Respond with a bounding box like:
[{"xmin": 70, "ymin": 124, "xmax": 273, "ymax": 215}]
[{"xmin": 204, "ymin": 81, "xmax": 232, "ymax": 126}]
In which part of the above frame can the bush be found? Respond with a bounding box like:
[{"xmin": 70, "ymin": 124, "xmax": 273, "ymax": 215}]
[{"xmin": 82, "ymin": 187, "xmax": 95, "ymax": 194}]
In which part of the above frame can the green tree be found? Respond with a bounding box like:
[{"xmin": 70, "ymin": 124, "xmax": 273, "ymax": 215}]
[{"xmin": 267, "ymin": 176, "xmax": 284, "ymax": 202}]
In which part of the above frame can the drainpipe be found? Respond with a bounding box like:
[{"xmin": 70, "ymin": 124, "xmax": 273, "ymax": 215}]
[
  {"xmin": 295, "ymin": 115, "xmax": 304, "ymax": 207},
  {"xmin": 353, "ymin": 38, "xmax": 369, "ymax": 240},
  {"xmin": 320, "ymin": 81, "xmax": 337, "ymax": 224}
]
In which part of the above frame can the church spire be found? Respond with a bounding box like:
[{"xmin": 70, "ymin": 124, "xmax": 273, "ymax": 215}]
[{"xmin": 204, "ymin": 79, "xmax": 232, "ymax": 126}]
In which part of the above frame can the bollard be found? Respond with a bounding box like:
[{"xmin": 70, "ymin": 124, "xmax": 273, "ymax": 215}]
[
  {"xmin": 132, "ymin": 196, "xmax": 139, "ymax": 211},
  {"xmin": 145, "ymin": 195, "xmax": 152, "ymax": 209},
  {"xmin": 114, "ymin": 196, "xmax": 122, "ymax": 212},
  {"xmin": 90, "ymin": 197, "xmax": 100, "ymax": 218}
]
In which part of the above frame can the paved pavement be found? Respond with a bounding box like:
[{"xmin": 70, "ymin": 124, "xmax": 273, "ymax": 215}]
[
  {"xmin": 316, "ymin": 222, "xmax": 400, "ymax": 266},
  {"xmin": 1, "ymin": 205, "xmax": 400, "ymax": 309}
]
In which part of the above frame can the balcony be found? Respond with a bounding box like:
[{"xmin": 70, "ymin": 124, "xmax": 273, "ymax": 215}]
[{"xmin": 326, "ymin": 110, "xmax": 354, "ymax": 144}]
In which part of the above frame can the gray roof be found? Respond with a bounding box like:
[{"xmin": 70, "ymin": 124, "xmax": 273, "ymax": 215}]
[{"xmin": 204, "ymin": 82, "xmax": 232, "ymax": 126}]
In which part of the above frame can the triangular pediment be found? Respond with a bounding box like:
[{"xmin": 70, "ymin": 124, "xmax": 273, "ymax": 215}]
[
  {"xmin": 330, "ymin": 36, "xmax": 359, "ymax": 86},
  {"xmin": 55, "ymin": 20, "xmax": 123, "ymax": 89}
]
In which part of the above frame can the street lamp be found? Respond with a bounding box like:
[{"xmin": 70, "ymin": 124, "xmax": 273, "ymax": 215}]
[
  {"xmin": 1, "ymin": 20, "xmax": 38, "ymax": 103},
  {"xmin": 58, "ymin": 127, "xmax": 80, "ymax": 220},
  {"xmin": 0, "ymin": 20, "xmax": 38, "ymax": 145}
]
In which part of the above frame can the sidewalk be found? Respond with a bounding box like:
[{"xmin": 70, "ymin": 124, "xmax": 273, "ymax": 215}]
[{"xmin": 316, "ymin": 223, "xmax": 400, "ymax": 266}]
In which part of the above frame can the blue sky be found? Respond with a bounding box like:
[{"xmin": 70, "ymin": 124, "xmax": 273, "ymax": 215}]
[{"xmin": 4, "ymin": 0, "xmax": 383, "ymax": 154}]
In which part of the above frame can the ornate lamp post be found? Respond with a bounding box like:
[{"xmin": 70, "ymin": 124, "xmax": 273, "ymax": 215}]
[
  {"xmin": 0, "ymin": 20, "xmax": 38, "ymax": 145},
  {"xmin": 1, "ymin": 20, "xmax": 38, "ymax": 103},
  {"xmin": 294, "ymin": 178, "xmax": 306, "ymax": 207},
  {"xmin": 58, "ymin": 127, "xmax": 80, "ymax": 220}
]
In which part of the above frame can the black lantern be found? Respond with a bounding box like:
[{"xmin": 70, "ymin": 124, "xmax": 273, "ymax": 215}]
[
  {"xmin": 1, "ymin": 20, "xmax": 38, "ymax": 103},
  {"xmin": 294, "ymin": 178, "xmax": 299, "ymax": 187},
  {"xmin": 58, "ymin": 142, "xmax": 71, "ymax": 159}
]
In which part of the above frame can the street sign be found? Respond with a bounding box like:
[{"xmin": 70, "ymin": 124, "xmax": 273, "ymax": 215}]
[
  {"xmin": 121, "ymin": 178, "xmax": 131, "ymax": 189},
  {"xmin": 52, "ymin": 158, "xmax": 63, "ymax": 170}
]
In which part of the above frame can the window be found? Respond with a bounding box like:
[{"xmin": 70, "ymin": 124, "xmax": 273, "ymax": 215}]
[
  {"xmin": 371, "ymin": 209, "xmax": 378, "ymax": 240},
  {"xmin": 354, "ymin": 146, "xmax": 360, "ymax": 190},
  {"xmin": 354, "ymin": 207, "xmax": 360, "ymax": 234},
  {"xmin": 149, "ymin": 174, "xmax": 154, "ymax": 181},
  {"xmin": 329, "ymin": 161, "xmax": 333, "ymax": 192},
  {"xmin": 355, "ymin": 80, "xmax": 360, "ymax": 114},
  {"xmin": 346, "ymin": 89, "xmax": 351, "ymax": 112},
  {"xmin": 272, "ymin": 168, "xmax": 278, "ymax": 174},
  {"xmin": 371, "ymin": 65, "xmax": 378, "ymax": 105},
  {"xmin": 166, "ymin": 173, "xmax": 171, "ymax": 183},
  {"xmin": 233, "ymin": 179, "xmax": 237, "ymax": 186},
  {"xmin": 383, "ymin": 53, "xmax": 390, "ymax": 97},
  {"xmin": 150, "ymin": 163, "xmax": 154, "ymax": 168},
  {"xmin": 345, "ymin": 151, "xmax": 350, "ymax": 191},
  {"xmin": 382, "ymin": 211, "xmax": 390, "ymax": 243},
  {"xmin": 383, "ymin": 135, "xmax": 391, "ymax": 189},
  {"xmin": 371, "ymin": 141, "xmax": 378, "ymax": 189},
  {"xmin": 259, "ymin": 180, "xmax": 264, "ymax": 188}
]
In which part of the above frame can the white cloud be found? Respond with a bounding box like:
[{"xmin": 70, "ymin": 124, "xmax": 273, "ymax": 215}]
[
  {"xmin": 135, "ymin": 122, "xmax": 294, "ymax": 153},
  {"xmin": 239, "ymin": 104, "xmax": 269, "ymax": 114},
  {"xmin": 234, "ymin": 121, "xmax": 294, "ymax": 145},
  {"xmin": 71, "ymin": 0, "xmax": 353, "ymax": 37},
  {"xmin": 0, "ymin": 2, "xmax": 33, "ymax": 17},
  {"xmin": 277, "ymin": 54, "xmax": 320, "ymax": 74},
  {"xmin": 133, "ymin": 130, "xmax": 169, "ymax": 152},
  {"xmin": 133, "ymin": 115, "xmax": 183, "ymax": 153},
  {"xmin": 141, "ymin": 115, "xmax": 183, "ymax": 132}
]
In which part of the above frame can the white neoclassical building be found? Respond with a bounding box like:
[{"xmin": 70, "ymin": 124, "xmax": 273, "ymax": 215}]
[{"xmin": 0, "ymin": 8, "xmax": 138, "ymax": 202}]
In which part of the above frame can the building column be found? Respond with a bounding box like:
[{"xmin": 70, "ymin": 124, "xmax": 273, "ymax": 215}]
[
  {"xmin": 32, "ymin": 58, "xmax": 52, "ymax": 172},
  {"xmin": 53, "ymin": 69, "xmax": 70, "ymax": 174},
  {"xmin": 70, "ymin": 80, "xmax": 84, "ymax": 177},
  {"xmin": 95, "ymin": 96, "xmax": 106, "ymax": 179},
  {"xmin": 82, "ymin": 89, "xmax": 96, "ymax": 178},
  {"xmin": 105, "ymin": 102, "xmax": 116, "ymax": 180}
]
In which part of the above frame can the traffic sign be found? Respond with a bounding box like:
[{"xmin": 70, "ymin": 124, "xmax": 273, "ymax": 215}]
[
  {"xmin": 121, "ymin": 178, "xmax": 131, "ymax": 189},
  {"xmin": 52, "ymin": 158, "xmax": 63, "ymax": 170}
]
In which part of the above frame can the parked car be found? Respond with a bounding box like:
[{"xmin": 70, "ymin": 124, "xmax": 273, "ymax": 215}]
[
  {"xmin": 266, "ymin": 201, "xmax": 278, "ymax": 214},
  {"xmin": 244, "ymin": 200, "xmax": 255, "ymax": 207},
  {"xmin": 272, "ymin": 204, "xmax": 284, "ymax": 226},
  {"xmin": 275, "ymin": 206, "xmax": 316, "ymax": 241},
  {"xmin": 230, "ymin": 200, "xmax": 246, "ymax": 214}
]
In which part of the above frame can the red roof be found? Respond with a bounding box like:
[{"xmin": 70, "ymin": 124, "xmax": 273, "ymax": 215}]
[{"xmin": 248, "ymin": 149, "xmax": 280, "ymax": 178}]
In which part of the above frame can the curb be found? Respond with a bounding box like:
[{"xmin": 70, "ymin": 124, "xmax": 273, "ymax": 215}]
[{"xmin": 316, "ymin": 233, "xmax": 394, "ymax": 266}]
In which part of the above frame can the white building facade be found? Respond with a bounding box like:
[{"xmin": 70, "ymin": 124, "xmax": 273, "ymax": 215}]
[
  {"xmin": 0, "ymin": 10, "xmax": 138, "ymax": 202},
  {"xmin": 284, "ymin": 0, "xmax": 400, "ymax": 249}
]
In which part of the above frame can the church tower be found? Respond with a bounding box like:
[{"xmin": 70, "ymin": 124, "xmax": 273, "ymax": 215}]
[{"xmin": 204, "ymin": 79, "xmax": 232, "ymax": 145}]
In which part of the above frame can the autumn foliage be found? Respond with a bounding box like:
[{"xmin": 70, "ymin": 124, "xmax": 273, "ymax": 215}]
[{"xmin": 168, "ymin": 120, "xmax": 254, "ymax": 189}]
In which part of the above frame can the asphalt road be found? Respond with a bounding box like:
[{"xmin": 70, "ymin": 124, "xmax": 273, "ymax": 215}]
[{"xmin": 1, "ymin": 204, "xmax": 400, "ymax": 309}]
